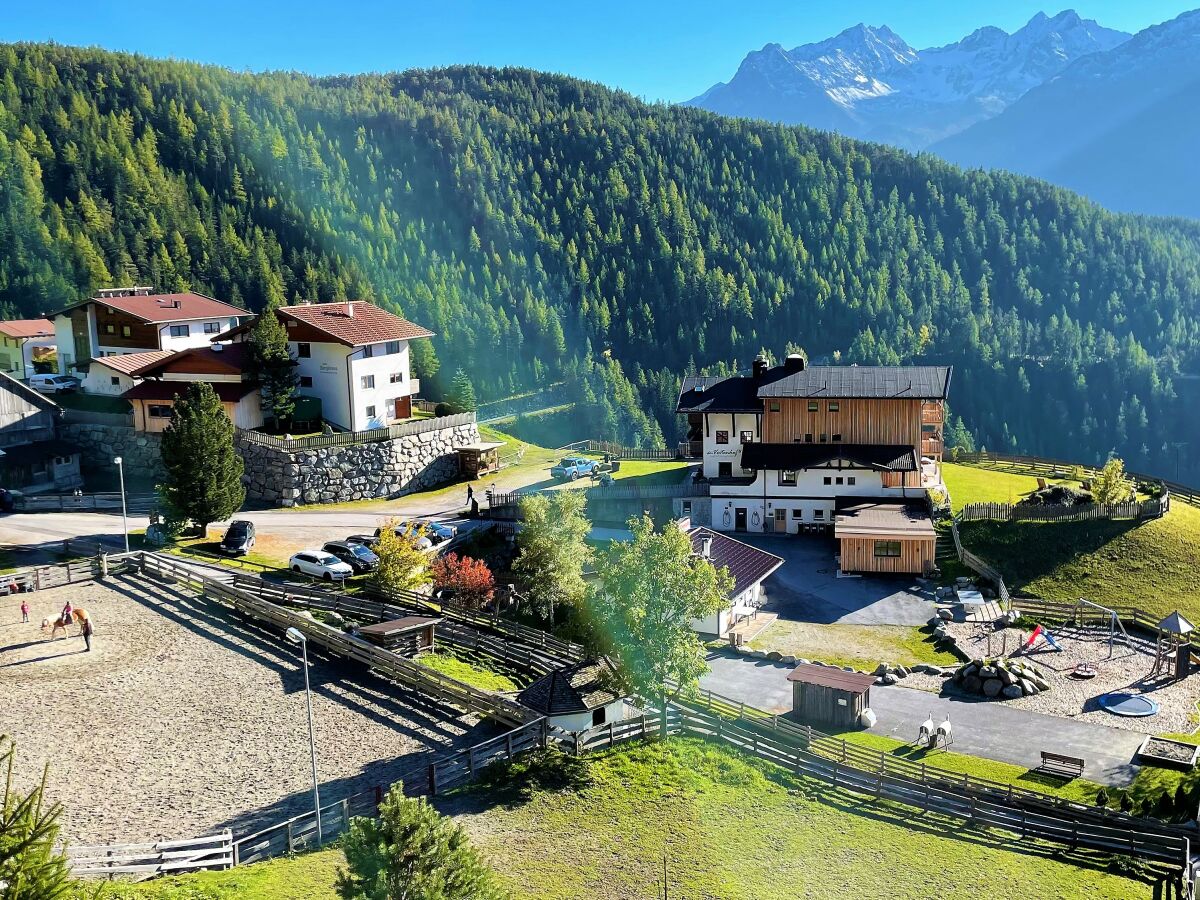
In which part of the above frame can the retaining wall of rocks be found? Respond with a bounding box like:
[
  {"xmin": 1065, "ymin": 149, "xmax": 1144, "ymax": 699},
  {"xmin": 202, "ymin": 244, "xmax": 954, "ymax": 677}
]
[
  {"xmin": 59, "ymin": 423, "xmax": 165, "ymax": 480},
  {"xmin": 236, "ymin": 419, "xmax": 480, "ymax": 506}
]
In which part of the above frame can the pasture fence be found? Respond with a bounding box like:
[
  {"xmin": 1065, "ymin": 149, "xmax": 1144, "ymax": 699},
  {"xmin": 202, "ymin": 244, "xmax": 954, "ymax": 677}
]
[
  {"xmin": 958, "ymin": 494, "xmax": 1168, "ymax": 524},
  {"xmin": 67, "ymin": 831, "xmax": 232, "ymax": 880},
  {"xmin": 14, "ymin": 491, "xmax": 157, "ymax": 514},
  {"xmin": 234, "ymin": 412, "xmax": 475, "ymax": 451},
  {"xmin": 580, "ymin": 439, "xmax": 681, "ymax": 461},
  {"xmin": 232, "ymin": 790, "xmax": 381, "ymax": 866}
]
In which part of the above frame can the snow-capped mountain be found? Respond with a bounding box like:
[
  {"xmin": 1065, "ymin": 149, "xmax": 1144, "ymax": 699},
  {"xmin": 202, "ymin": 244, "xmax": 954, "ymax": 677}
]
[
  {"xmin": 933, "ymin": 9, "xmax": 1200, "ymax": 218},
  {"xmin": 688, "ymin": 11, "xmax": 1129, "ymax": 150}
]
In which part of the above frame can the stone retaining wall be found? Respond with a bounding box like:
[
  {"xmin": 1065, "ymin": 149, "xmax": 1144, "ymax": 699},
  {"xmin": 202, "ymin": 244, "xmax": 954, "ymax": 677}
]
[
  {"xmin": 60, "ymin": 423, "xmax": 165, "ymax": 480},
  {"xmin": 237, "ymin": 419, "xmax": 480, "ymax": 506}
]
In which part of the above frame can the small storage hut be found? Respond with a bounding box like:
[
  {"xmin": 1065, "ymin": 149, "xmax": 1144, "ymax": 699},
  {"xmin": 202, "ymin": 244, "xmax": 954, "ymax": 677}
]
[
  {"xmin": 455, "ymin": 441, "xmax": 504, "ymax": 479},
  {"xmin": 518, "ymin": 657, "xmax": 627, "ymax": 732},
  {"xmin": 788, "ymin": 664, "xmax": 875, "ymax": 728},
  {"xmin": 358, "ymin": 615, "xmax": 439, "ymax": 656}
]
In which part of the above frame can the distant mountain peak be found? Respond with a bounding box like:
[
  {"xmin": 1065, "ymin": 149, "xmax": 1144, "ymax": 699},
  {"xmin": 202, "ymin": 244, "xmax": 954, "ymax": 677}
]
[{"xmin": 687, "ymin": 11, "xmax": 1130, "ymax": 150}]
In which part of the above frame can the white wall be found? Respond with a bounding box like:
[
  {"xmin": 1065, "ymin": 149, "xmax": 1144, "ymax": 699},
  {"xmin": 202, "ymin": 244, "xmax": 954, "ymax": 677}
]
[
  {"xmin": 548, "ymin": 698, "xmax": 630, "ymax": 733},
  {"xmin": 290, "ymin": 337, "xmax": 416, "ymax": 432},
  {"xmin": 700, "ymin": 411, "xmax": 760, "ymax": 478},
  {"xmin": 81, "ymin": 363, "xmax": 139, "ymax": 396},
  {"xmin": 347, "ymin": 340, "xmax": 414, "ymax": 432},
  {"xmin": 53, "ymin": 315, "xmax": 76, "ymax": 374},
  {"xmin": 155, "ymin": 318, "xmax": 238, "ymax": 352},
  {"xmin": 291, "ymin": 339, "xmax": 355, "ymax": 430}
]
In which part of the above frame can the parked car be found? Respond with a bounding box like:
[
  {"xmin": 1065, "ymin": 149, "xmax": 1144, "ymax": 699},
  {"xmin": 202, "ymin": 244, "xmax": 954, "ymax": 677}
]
[
  {"xmin": 397, "ymin": 519, "xmax": 457, "ymax": 544},
  {"xmin": 288, "ymin": 550, "xmax": 354, "ymax": 582},
  {"xmin": 29, "ymin": 373, "xmax": 81, "ymax": 394},
  {"xmin": 220, "ymin": 520, "xmax": 255, "ymax": 556},
  {"xmin": 345, "ymin": 534, "xmax": 381, "ymax": 551},
  {"xmin": 551, "ymin": 456, "xmax": 599, "ymax": 481},
  {"xmin": 322, "ymin": 540, "xmax": 379, "ymax": 573},
  {"xmin": 373, "ymin": 523, "xmax": 434, "ymax": 550}
]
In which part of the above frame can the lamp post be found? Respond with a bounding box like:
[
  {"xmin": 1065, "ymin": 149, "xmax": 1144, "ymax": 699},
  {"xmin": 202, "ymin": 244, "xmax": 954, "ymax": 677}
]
[
  {"xmin": 113, "ymin": 456, "xmax": 129, "ymax": 553},
  {"xmin": 285, "ymin": 626, "xmax": 322, "ymax": 843}
]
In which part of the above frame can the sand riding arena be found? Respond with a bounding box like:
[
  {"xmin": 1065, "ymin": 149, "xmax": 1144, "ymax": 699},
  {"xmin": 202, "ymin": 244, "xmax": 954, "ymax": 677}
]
[{"xmin": 0, "ymin": 570, "xmax": 496, "ymax": 845}]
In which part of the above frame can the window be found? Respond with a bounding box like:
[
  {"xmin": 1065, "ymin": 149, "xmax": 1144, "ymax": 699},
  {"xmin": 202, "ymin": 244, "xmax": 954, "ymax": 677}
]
[
  {"xmin": 54, "ymin": 455, "xmax": 72, "ymax": 466},
  {"xmin": 823, "ymin": 476, "xmax": 832, "ymax": 485},
  {"xmin": 768, "ymin": 400, "xmax": 780, "ymax": 413},
  {"xmin": 835, "ymin": 477, "xmax": 844, "ymax": 485},
  {"xmin": 385, "ymin": 340, "xmax": 401, "ymax": 355},
  {"xmin": 791, "ymin": 509, "xmax": 803, "ymax": 519},
  {"xmin": 874, "ymin": 540, "xmax": 902, "ymax": 558},
  {"xmin": 104, "ymin": 323, "xmax": 116, "ymax": 335},
  {"xmin": 828, "ymin": 401, "xmax": 840, "ymax": 412},
  {"xmin": 365, "ymin": 405, "xmax": 377, "ymax": 418},
  {"xmin": 682, "ymin": 501, "xmax": 692, "ymax": 516},
  {"xmin": 819, "ymin": 433, "xmax": 827, "ymax": 443},
  {"xmin": 779, "ymin": 470, "xmax": 797, "ymax": 486},
  {"xmin": 739, "ymin": 430, "xmax": 753, "ymax": 444},
  {"xmin": 299, "ymin": 376, "xmax": 313, "ymax": 388},
  {"xmin": 169, "ymin": 324, "xmax": 190, "ymax": 338},
  {"xmin": 814, "ymin": 509, "xmax": 824, "ymax": 520},
  {"xmin": 110, "ymin": 376, "xmax": 120, "ymax": 386},
  {"xmin": 362, "ymin": 344, "xmax": 374, "ymax": 359},
  {"xmin": 203, "ymin": 322, "xmax": 221, "ymax": 334},
  {"xmin": 148, "ymin": 404, "xmax": 172, "ymax": 418},
  {"xmin": 807, "ymin": 400, "xmax": 818, "ymax": 412},
  {"xmin": 122, "ymin": 324, "xmax": 132, "ymax": 338},
  {"xmin": 360, "ymin": 375, "xmax": 375, "ymax": 389},
  {"xmin": 715, "ymin": 430, "xmax": 729, "ymax": 445},
  {"xmin": 389, "ymin": 372, "xmax": 404, "ymax": 384},
  {"xmin": 804, "ymin": 433, "xmax": 813, "ymax": 443},
  {"xmin": 847, "ymin": 476, "xmax": 856, "ymax": 485},
  {"xmin": 297, "ymin": 343, "xmax": 311, "ymax": 358},
  {"xmin": 591, "ymin": 707, "xmax": 607, "ymax": 727},
  {"xmin": 832, "ymin": 433, "xmax": 842, "ymax": 442},
  {"xmin": 718, "ymin": 462, "xmax": 732, "ymax": 479}
]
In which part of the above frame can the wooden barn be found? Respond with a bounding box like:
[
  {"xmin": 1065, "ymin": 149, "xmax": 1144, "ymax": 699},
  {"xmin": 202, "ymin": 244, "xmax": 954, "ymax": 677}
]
[
  {"xmin": 787, "ymin": 664, "xmax": 875, "ymax": 728},
  {"xmin": 358, "ymin": 615, "xmax": 439, "ymax": 656},
  {"xmin": 834, "ymin": 499, "xmax": 936, "ymax": 576}
]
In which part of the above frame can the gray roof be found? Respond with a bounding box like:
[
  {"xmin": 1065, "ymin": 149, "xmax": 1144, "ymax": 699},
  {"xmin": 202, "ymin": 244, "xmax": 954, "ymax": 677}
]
[
  {"xmin": 677, "ymin": 375, "xmax": 761, "ymax": 413},
  {"xmin": 518, "ymin": 658, "xmax": 622, "ymax": 715},
  {"xmin": 756, "ymin": 366, "xmax": 951, "ymax": 400},
  {"xmin": 739, "ymin": 442, "xmax": 917, "ymax": 472},
  {"xmin": 1158, "ymin": 611, "xmax": 1194, "ymax": 635}
]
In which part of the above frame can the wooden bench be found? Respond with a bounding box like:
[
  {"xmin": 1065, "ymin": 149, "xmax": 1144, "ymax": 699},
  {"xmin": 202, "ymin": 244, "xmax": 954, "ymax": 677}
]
[{"xmin": 1039, "ymin": 751, "xmax": 1085, "ymax": 779}]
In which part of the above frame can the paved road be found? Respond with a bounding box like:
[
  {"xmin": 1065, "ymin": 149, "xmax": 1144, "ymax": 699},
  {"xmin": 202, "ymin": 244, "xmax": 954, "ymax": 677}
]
[{"xmin": 700, "ymin": 651, "xmax": 1146, "ymax": 786}]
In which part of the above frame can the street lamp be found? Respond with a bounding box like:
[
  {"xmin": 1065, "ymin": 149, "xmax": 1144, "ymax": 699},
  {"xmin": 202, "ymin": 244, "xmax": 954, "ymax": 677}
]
[
  {"xmin": 113, "ymin": 456, "xmax": 129, "ymax": 553},
  {"xmin": 285, "ymin": 626, "xmax": 322, "ymax": 844}
]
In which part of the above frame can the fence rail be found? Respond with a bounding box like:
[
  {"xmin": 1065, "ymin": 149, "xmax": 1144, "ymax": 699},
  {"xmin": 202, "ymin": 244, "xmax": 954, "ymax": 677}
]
[
  {"xmin": 235, "ymin": 412, "xmax": 475, "ymax": 451},
  {"xmin": 15, "ymin": 491, "xmax": 157, "ymax": 514},
  {"xmin": 580, "ymin": 439, "xmax": 681, "ymax": 461},
  {"xmin": 68, "ymin": 830, "xmax": 232, "ymax": 878},
  {"xmin": 959, "ymin": 494, "xmax": 1168, "ymax": 523},
  {"xmin": 233, "ymin": 791, "xmax": 380, "ymax": 866}
]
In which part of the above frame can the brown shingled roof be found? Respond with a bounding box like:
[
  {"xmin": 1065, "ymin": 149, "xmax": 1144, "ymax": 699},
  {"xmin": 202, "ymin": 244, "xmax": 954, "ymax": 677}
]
[
  {"xmin": 688, "ymin": 528, "xmax": 783, "ymax": 598},
  {"xmin": 518, "ymin": 658, "xmax": 622, "ymax": 715},
  {"xmin": 787, "ymin": 664, "xmax": 875, "ymax": 694},
  {"xmin": 89, "ymin": 350, "xmax": 173, "ymax": 376},
  {"xmin": 71, "ymin": 292, "xmax": 247, "ymax": 323}
]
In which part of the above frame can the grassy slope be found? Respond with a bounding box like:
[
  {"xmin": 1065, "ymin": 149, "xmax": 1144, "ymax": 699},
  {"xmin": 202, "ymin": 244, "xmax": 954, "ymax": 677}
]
[
  {"xmin": 749, "ymin": 621, "xmax": 960, "ymax": 671},
  {"xmin": 945, "ymin": 463, "xmax": 1200, "ymax": 621},
  {"xmin": 414, "ymin": 650, "xmax": 519, "ymax": 692}
]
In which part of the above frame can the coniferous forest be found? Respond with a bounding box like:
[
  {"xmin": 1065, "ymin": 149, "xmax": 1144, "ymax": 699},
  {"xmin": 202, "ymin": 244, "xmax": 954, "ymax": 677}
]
[{"xmin": 3, "ymin": 44, "xmax": 1200, "ymax": 476}]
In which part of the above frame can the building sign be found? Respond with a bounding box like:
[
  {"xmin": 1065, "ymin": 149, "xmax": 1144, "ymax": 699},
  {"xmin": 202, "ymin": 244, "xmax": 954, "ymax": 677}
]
[{"xmin": 319, "ymin": 363, "xmax": 339, "ymax": 374}]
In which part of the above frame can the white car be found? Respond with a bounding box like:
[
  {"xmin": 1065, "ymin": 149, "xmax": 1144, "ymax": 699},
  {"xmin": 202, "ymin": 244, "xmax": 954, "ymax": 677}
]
[
  {"xmin": 29, "ymin": 373, "xmax": 81, "ymax": 394},
  {"xmin": 289, "ymin": 550, "xmax": 354, "ymax": 582}
]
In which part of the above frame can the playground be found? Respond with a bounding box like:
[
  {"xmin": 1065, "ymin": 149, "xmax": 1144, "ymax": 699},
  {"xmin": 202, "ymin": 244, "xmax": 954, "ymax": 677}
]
[
  {"xmin": 931, "ymin": 607, "xmax": 1200, "ymax": 733},
  {"xmin": 0, "ymin": 574, "xmax": 490, "ymax": 844}
]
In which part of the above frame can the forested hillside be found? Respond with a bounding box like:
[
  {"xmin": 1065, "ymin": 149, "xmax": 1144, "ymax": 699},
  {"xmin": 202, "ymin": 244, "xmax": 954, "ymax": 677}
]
[{"xmin": 3, "ymin": 45, "xmax": 1200, "ymax": 476}]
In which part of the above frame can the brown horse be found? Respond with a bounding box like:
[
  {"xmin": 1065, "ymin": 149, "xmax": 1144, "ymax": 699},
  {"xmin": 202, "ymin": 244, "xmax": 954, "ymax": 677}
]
[{"xmin": 41, "ymin": 608, "xmax": 89, "ymax": 640}]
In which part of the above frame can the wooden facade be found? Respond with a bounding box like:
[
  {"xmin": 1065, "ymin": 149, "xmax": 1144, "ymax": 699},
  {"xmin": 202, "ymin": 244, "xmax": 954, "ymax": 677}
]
[
  {"xmin": 94, "ymin": 306, "xmax": 159, "ymax": 349},
  {"xmin": 838, "ymin": 535, "xmax": 935, "ymax": 576},
  {"xmin": 762, "ymin": 397, "xmax": 923, "ymax": 446},
  {"xmin": 788, "ymin": 664, "xmax": 874, "ymax": 728},
  {"xmin": 130, "ymin": 393, "xmax": 262, "ymax": 433}
]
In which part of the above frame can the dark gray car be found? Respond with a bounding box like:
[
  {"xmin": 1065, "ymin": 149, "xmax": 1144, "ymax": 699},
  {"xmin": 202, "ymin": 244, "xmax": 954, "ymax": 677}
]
[{"xmin": 323, "ymin": 540, "xmax": 379, "ymax": 573}]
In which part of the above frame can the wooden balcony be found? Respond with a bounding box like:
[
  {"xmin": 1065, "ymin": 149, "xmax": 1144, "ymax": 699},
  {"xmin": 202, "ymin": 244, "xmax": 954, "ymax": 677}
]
[
  {"xmin": 921, "ymin": 435, "xmax": 943, "ymax": 457},
  {"xmin": 921, "ymin": 404, "xmax": 944, "ymax": 425}
]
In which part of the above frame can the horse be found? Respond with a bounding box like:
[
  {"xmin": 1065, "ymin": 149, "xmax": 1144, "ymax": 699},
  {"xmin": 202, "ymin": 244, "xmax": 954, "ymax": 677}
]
[{"xmin": 41, "ymin": 608, "xmax": 89, "ymax": 640}]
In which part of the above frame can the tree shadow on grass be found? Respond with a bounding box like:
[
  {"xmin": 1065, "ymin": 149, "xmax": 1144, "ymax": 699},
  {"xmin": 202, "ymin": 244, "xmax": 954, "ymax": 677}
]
[
  {"xmin": 438, "ymin": 744, "xmax": 594, "ymax": 815},
  {"xmin": 957, "ymin": 519, "xmax": 1141, "ymax": 588}
]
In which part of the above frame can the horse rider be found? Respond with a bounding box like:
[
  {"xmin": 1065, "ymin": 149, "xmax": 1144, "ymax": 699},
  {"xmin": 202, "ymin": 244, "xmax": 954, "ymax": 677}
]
[{"xmin": 61, "ymin": 599, "xmax": 74, "ymax": 627}]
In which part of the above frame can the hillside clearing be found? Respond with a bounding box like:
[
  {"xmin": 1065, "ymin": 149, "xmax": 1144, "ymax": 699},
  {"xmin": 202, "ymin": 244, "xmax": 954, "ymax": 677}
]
[{"xmin": 748, "ymin": 621, "xmax": 959, "ymax": 671}]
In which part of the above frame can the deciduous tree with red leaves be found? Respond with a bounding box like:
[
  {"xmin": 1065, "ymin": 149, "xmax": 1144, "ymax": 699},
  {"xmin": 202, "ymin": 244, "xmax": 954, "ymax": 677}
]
[{"xmin": 430, "ymin": 553, "xmax": 495, "ymax": 610}]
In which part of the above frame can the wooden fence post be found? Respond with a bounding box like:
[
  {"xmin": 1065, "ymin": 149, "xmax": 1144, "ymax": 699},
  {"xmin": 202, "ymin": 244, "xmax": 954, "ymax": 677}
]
[{"xmin": 427, "ymin": 763, "xmax": 437, "ymax": 797}]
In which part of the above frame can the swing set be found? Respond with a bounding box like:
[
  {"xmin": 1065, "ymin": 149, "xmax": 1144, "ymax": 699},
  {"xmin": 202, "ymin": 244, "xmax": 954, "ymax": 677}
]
[{"xmin": 1069, "ymin": 598, "xmax": 1130, "ymax": 660}]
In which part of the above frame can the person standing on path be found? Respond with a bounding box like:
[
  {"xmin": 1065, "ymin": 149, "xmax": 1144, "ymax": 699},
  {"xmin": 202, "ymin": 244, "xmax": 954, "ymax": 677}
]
[
  {"xmin": 20, "ymin": 599, "xmax": 29, "ymax": 623},
  {"xmin": 81, "ymin": 615, "xmax": 93, "ymax": 652},
  {"xmin": 466, "ymin": 484, "xmax": 474, "ymax": 504}
]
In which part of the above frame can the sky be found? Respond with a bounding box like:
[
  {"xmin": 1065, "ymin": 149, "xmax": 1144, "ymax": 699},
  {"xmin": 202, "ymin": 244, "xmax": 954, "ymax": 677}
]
[{"xmin": 2, "ymin": 1, "xmax": 1196, "ymax": 102}]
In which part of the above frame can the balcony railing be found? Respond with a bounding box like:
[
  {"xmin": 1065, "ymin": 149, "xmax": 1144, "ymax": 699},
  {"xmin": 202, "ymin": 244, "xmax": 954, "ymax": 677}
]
[{"xmin": 921, "ymin": 405, "xmax": 944, "ymax": 425}]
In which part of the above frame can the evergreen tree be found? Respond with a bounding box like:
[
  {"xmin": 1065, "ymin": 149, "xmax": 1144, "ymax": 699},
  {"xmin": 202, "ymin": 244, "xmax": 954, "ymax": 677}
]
[
  {"xmin": 158, "ymin": 382, "xmax": 246, "ymax": 535},
  {"xmin": 448, "ymin": 368, "xmax": 477, "ymax": 412},
  {"xmin": 247, "ymin": 305, "xmax": 299, "ymax": 427},
  {"xmin": 337, "ymin": 783, "xmax": 507, "ymax": 900},
  {"xmin": 0, "ymin": 736, "xmax": 71, "ymax": 900}
]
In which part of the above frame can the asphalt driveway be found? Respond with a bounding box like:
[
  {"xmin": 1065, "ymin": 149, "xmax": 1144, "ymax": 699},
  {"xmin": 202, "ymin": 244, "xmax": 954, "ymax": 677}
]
[{"xmin": 736, "ymin": 533, "xmax": 937, "ymax": 626}]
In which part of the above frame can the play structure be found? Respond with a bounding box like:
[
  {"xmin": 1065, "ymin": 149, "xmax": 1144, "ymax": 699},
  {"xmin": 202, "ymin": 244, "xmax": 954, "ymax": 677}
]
[
  {"xmin": 1017, "ymin": 623, "xmax": 1063, "ymax": 654},
  {"xmin": 1150, "ymin": 610, "xmax": 1196, "ymax": 680},
  {"xmin": 1098, "ymin": 693, "xmax": 1160, "ymax": 718},
  {"xmin": 1072, "ymin": 599, "xmax": 1130, "ymax": 659}
]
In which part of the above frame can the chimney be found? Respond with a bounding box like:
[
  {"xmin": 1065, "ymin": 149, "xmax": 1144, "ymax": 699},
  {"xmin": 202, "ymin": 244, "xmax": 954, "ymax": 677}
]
[
  {"xmin": 346, "ymin": 302, "xmax": 355, "ymax": 318},
  {"xmin": 701, "ymin": 534, "xmax": 712, "ymax": 559},
  {"xmin": 784, "ymin": 353, "xmax": 805, "ymax": 373},
  {"xmin": 752, "ymin": 355, "xmax": 769, "ymax": 380}
]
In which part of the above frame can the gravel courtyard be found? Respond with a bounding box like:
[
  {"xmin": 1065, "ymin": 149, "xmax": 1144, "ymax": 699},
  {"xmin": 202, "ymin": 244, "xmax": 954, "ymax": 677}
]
[{"xmin": 0, "ymin": 573, "xmax": 491, "ymax": 844}]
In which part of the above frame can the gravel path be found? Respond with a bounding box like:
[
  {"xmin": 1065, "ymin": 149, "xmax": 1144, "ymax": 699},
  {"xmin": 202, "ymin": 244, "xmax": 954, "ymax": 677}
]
[
  {"xmin": 0, "ymin": 574, "xmax": 491, "ymax": 844},
  {"xmin": 926, "ymin": 621, "xmax": 1200, "ymax": 734}
]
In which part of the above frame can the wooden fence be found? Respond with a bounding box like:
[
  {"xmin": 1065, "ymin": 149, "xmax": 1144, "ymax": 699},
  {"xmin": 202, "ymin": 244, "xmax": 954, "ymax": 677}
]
[
  {"xmin": 581, "ymin": 439, "xmax": 681, "ymax": 461},
  {"xmin": 959, "ymin": 494, "xmax": 1168, "ymax": 523},
  {"xmin": 0, "ymin": 549, "xmax": 139, "ymax": 595},
  {"xmin": 947, "ymin": 519, "xmax": 1012, "ymax": 604},
  {"xmin": 15, "ymin": 491, "xmax": 157, "ymax": 514},
  {"xmin": 67, "ymin": 831, "xmax": 232, "ymax": 879},
  {"xmin": 235, "ymin": 411, "xmax": 476, "ymax": 451},
  {"xmin": 233, "ymin": 790, "xmax": 381, "ymax": 866}
]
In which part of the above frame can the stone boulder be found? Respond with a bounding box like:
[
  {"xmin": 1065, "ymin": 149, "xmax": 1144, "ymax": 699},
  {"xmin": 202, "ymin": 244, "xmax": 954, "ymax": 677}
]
[
  {"xmin": 982, "ymin": 678, "xmax": 1003, "ymax": 698},
  {"xmin": 1001, "ymin": 685, "xmax": 1023, "ymax": 699}
]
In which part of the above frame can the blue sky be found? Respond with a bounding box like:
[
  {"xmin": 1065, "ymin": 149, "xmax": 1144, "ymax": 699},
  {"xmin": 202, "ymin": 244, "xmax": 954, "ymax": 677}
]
[{"xmin": 2, "ymin": 1, "xmax": 1195, "ymax": 102}]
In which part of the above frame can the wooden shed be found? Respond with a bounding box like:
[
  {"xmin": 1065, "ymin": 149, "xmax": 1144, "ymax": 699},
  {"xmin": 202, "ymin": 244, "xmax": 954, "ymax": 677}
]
[
  {"xmin": 455, "ymin": 441, "xmax": 504, "ymax": 479},
  {"xmin": 358, "ymin": 615, "xmax": 439, "ymax": 656},
  {"xmin": 787, "ymin": 664, "xmax": 875, "ymax": 728},
  {"xmin": 834, "ymin": 499, "xmax": 936, "ymax": 576}
]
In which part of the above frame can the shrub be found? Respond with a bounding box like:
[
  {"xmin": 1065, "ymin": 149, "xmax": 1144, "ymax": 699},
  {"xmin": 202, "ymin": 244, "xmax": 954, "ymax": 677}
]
[
  {"xmin": 430, "ymin": 552, "xmax": 495, "ymax": 610},
  {"xmin": 1094, "ymin": 787, "xmax": 1108, "ymax": 808},
  {"xmin": 434, "ymin": 401, "xmax": 459, "ymax": 417}
]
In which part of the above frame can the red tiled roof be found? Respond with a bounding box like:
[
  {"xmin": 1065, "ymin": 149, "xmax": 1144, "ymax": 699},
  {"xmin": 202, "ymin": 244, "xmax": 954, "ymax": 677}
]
[
  {"xmin": 0, "ymin": 318, "xmax": 53, "ymax": 339},
  {"xmin": 89, "ymin": 351, "xmax": 173, "ymax": 376},
  {"xmin": 60, "ymin": 292, "xmax": 247, "ymax": 323},
  {"xmin": 123, "ymin": 380, "xmax": 258, "ymax": 403},
  {"xmin": 688, "ymin": 528, "xmax": 783, "ymax": 598},
  {"xmin": 279, "ymin": 301, "xmax": 434, "ymax": 347}
]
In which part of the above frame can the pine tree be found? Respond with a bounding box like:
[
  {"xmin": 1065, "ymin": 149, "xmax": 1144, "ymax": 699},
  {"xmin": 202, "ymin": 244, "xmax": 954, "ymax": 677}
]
[
  {"xmin": 336, "ymin": 783, "xmax": 507, "ymax": 900},
  {"xmin": 448, "ymin": 368, "xmax": 477, "ymax": 412},
  {"xmin": 158, "ymin": 382, "xmax": 246, "ymax": 535},
  {"xmin": 247, "ymin": 306, "xmax": 299, "ymax": 427},
  {"xmin": 0, "ymin": 736, "xmax": 71, "ymax": 900}
]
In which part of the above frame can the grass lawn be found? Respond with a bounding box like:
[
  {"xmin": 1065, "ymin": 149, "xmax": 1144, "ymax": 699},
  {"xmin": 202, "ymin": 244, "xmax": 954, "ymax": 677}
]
[
  {"xmin": 414, "ymin": 649, "xmax": 520, "ymax": 692},
  {"xmin": 942, "ymin": 462, "xmax": 1074, "ymax": 513},
  {"xmin": 445, "ymin": 738, "xmax": 1147, "ymax": 900},
  {"xmin": 607, "ymin": 459, "xmax": 690, "ymax": 484},
  {"xmin": 748, "ymin": 621, "xmax": 960, "ymax": 671},
  {"xmin": 65, "ymin": 848, "xmax": 344, "ymax": 899}
]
